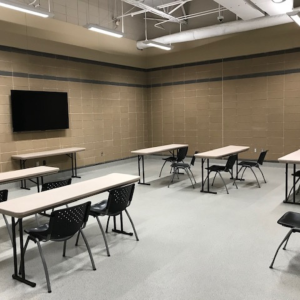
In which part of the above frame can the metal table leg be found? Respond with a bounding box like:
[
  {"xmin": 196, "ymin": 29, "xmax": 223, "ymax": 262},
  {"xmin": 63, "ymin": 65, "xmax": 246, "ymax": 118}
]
[
  {"xmin": 68, "ymin": 153, "xmax": 81, "ymax": 179},
  {"xmin": 138, "ymin": 155, "xmax": 150, "ymax": 185},
  {"xmin": 20, "ymin": 160, "xmax": 30, "ymax": 190},
  {"xmin": 200, "ymin": 158, "xmax": 217, "ymax": 194},
  {"xmin": 231, "ymin": 154, "xmax": 245, "ymax": 181},
  {"xmin": 11, "ymin": 217, "xmax": 36, "ymax": 287}
]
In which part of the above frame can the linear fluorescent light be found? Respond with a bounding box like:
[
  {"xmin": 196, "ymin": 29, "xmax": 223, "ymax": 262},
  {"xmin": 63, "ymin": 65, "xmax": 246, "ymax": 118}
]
[
  {"xmin": 84, "ymin": 24, "xmax": 123, "ymax": 38},
  {"xmin": 0, "ymin": 0, "xmax": 53, "ymax": 18},
  {"xmin": 143, "ymin": 40, "xmax": 172, "ymax": 51},
  {"xmin": 287, "ymin": 11, "xmax": 300, "ymax": 26}
]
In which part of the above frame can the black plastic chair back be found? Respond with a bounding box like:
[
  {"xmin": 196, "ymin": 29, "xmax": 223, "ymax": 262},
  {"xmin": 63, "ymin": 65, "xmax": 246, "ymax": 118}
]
[
  {"xmin": 190, "ymin": 151, "xmax": 199, "ymax": 166},
  {"xmin": 0, "ymin": 190, "xmax": 8, "ymax": 203},
  {"xmin": 48, "ymin": 202, "xmax": 91, "ymax": 241},
  {"xmin": 42, "ymin": 178, "xmax": 72, "ymax": 192},
  {"xmin": 257, "ymin": 150, "xmax": 268, "ymax": 165},
  {"xmin": 106, "ymin": 184, "xmax": 135, "ymax": 215},
  {"xmin": 224, "ymin": 155, "xmax": 237, "ymax": 172},
  {"xmin": 176, "ymin": 147, "xmax": 188, "ymax": 162}
]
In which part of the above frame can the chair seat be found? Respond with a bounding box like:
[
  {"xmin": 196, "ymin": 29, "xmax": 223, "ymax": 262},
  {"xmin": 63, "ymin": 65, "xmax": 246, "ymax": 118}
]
[
  {"xmin": 291, "ymin": 170, "xmax": 300, "ymax": 177},
  {"xmin": 171, "ymin": 162, "xmax": 190, "ymax": 168},
  {"xmin": 162, "ymin": 156, "xmax": 177, "ymax": 162},
  {"xmin": 206, "ymin": 165, "xmax": 226, "ymax": 172},
  {"xmin": 25, "ymin": 224, "xmax": 49, "ymax": 240},
  {"xmin": 278, "ymin": 211, "xmax": 300, "ymax": 229},
  {"xmin": 238, "ymin": 161, "xmax": 257, "ymax": 167},
  {"xmin": 89, "ymin": 200, "xmax": 108, "ymax": 216}
]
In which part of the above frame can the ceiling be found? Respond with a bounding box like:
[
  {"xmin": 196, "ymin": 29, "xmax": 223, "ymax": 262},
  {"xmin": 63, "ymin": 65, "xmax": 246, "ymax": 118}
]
[{"xmin": 14, "ymin": 0, "xmax": 300, "ymax": 43}]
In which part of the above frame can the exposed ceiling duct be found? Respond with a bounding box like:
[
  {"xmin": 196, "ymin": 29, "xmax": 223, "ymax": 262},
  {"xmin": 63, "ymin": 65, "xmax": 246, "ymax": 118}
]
[{"xmin": 137, "ymin": 0, "xmax": 299, "ymax": 50}]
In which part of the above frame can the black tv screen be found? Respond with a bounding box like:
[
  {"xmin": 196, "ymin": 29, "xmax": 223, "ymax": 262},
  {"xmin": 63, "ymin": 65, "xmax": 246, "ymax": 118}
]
[{"xmin": 11, "ymin": 90, "xmax": 69, "ymax": 132}]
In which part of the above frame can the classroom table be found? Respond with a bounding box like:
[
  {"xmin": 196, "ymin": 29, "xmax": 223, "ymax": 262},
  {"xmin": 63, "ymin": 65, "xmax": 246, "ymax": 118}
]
[
  {"xmin": 0, "ymin": 166, "xmax": 59, "ymax": 192},
  {"xmin": 195, "ymin": 145, "xmax": 250, "ymax": 194},
  {"xmin": 0, "ymin": 173, "xmax": 140, "ymax": 288},
  {"xmin": 278, "ymin": 150, "xmax": 300, "ymax": 204},
  {"xmin": 11, "ymin": 147, "xmax": 85, "ymax": 189},
  {"xmin": 131, "ymin": 144, "xmax": 188, "ymax": 185}
]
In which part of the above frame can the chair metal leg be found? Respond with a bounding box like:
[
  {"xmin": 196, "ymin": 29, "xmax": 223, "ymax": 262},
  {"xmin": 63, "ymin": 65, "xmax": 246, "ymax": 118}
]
[
  {"xmin": 185, "ymin": 168, "xmax": 195, "ymax": 188},
  {"xmin": 63, "ymin": 240, "xmax": 67, "ymax": 257},
  {"xmin": 249, "ymin": 167, "xmax": 260, "ymax": 188},
  {"xmin": 106, "ymin": 216, "xmax": 110, "ymax": 233},
  {"xmin": 189, "ymin": 168, "xmax": 197, "ymax": 185},
  {"xmin": 125, "ymin": 209, "xmax": 139, "ymax": 241},
  {"xmin": 229, "ymin": 170, "xmax": 238, "ymax": 189},
  {"xmin": 2, "ymin": 214, "xmax": 13, "ymax": 244},
  {"xmin": 168, "ymin": 168, "xmax": 177, "ymax": 187},
  {"xmin": 36, "ymin": 239, "xmax": 52, "ymax": 293},
  {"xmin": 95, "ymin": 216, "xmax": 110, "ymax": 257},
  {"xmin": 296, "ymin": 184, "xmax": 300, "ymax": 195},
  {"xmin": 241, "ymin": 167, "xmax": 247, "ymax": 180},
  {"xmin": 159, "ymin": 161, "xmax": 167, "ymax": 177},
  {"xmin": 19, "ymin": 237, "xmax": 30, "ymax": 275},
  {"xmin": 79, "ymin": 229, "xmax": 96, "ymax": 271},
  {"xmin": 257, "ymin": 166, "xmax": 267, "ymax": 183},
  {"xmin": 287, "ymin": 178, "xmax": 300, "ymax": 201},
  {"xmin": 203, "ymin": 171, "xmax": 211, "ymax": 188},
  {"xmin": 212, "ymin": 173, "xmax": 217, "ymax": 186},
  {"xmin": 218, "ymin": 172, "xmax": 229, "ymax": 194},
  {"xmin": 75, "ymin": 231, "xmax": 80, "ymax": 246},
  {"xmin": 283, "ymin": 232, "xmax": 292, "ymax": 250},
  {"xmin": 269, "ymin": 229, "xmax": 293, "ymax": 269}
]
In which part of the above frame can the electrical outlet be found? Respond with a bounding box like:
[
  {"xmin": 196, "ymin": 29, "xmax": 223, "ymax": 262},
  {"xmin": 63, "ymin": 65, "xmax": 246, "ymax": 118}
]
[
  {"xmin": 254, "ymin": 148, "xmax": 256, "ymax": 152},
  {"xmin": 101, "ymin": 152, "xmax": 103, "ymax": 156}
]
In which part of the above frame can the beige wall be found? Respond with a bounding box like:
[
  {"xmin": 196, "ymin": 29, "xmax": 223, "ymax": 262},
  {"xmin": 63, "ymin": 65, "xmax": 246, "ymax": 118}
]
[
  {"xmin": 0, "ymin": 48, "xmax": 148, "ymax": 172},
  {"xmin": 1, "ymin": 13, "xmax": 300, "ymax": 172},
  {"xmin": 147, "ymin": 51, "xmax": 300, "ymax": 161}
]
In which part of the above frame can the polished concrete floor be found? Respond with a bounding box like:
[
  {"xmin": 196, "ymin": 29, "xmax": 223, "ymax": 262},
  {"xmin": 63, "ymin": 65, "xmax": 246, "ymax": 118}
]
[{"xmin": 0, "ymin": 157, "xmax": 300, "ymax": 300}]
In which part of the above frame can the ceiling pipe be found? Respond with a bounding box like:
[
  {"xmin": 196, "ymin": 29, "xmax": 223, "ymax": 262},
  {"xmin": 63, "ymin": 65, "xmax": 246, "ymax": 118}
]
[{"xmin": 136, "ymin": 12, "xmax": 296, "ymax": 50}]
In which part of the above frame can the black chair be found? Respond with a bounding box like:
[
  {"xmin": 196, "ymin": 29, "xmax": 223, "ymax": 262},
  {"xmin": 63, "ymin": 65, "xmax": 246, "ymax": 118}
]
[
  {"xmin": 286, "ymin": 170, "xmax": 300, "ymax": 201},
  {"xmin": 22, "ymin": 202, "xmax": 95, "ymax": 293},
  {"xmin": 270, "ymin": 211, "xmax": 300, "ymax": 269},
  {"xmin": 168, "ymin": 151, "xmax": 198, "ymax": 188},
  {"xmin": 236, "ymin": 150, "xmax": 268, "ymax": 188},
  {"xmin": 37, "ymin": 178, "xmax": 72, "ymax": 224},
  {"xmin": 76, "ymin": 184, "xmax": 138, "ymax": 257},
  {"xmin": 203, "ymin": 155, "xmax": 238, "ymax": 194},
  {"xmin": 0, "ymin": 190, "xmax": 12, "ymax": 243},
  {"xmin": 159, "ymin": 146, "xmax": 188, "ymax": 177},
  {"xmin": 41, "ymin": 178, "xmax": 72, "ymax": 192}
]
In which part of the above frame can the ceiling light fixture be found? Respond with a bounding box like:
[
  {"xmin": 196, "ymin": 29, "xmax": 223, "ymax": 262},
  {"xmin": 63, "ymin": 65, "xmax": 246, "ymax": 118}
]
[
  {"xmin": 84, "ymin": 24, "xmax": 123, "ymax": 38},
  {"xmin": 143, "ymin": 40, "xmax": 172, "ymax": 51},
  {"xmin": 287, "ymin": 11, "xmax": 300, "ymax": 26},
  {"xmin": 0, "ymin": 0, "xmax": 53, "ymax": 18},
  {"xmin": 272, "ymin": 0, "xmax": 286, "ymax": 3}
]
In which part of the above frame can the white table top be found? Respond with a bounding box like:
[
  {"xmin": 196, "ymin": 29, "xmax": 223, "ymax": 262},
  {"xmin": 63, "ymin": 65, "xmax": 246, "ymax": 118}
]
[
  {"xmin": 195, "ymin": 145, "xmax": 250, "ymax": 159},
  {"xmin": 11, "ymin": 147, "xmax": 85, "ymax": 160},
  {"xmin": 278, "ymin": 150, "xmax": 300, "ymax": 164},
  {"xmin": 0, "ymin": 173, "xmax": 140, "ymax": 218},
  {"xmin": 0, "ymin": 166, "xmax": 59, "ymax": 184},
  {"xmin": 131, "ymin": 144, "xmax": 188, "ymax": 155}
]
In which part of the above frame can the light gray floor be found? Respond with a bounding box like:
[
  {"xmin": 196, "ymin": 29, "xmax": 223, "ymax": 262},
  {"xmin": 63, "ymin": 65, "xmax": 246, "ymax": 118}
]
[{"xmin": 0, "ymin": 157, "xmax": 300, "ymax": 300}]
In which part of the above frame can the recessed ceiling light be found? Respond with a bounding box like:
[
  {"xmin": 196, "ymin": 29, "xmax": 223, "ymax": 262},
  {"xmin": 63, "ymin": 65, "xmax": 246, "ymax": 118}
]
[
  {"xmin": 84, "ymin": 24, "xmax": 123, "ymax": 38},
  {"xmin": 143, "ymin": 40, "xmax": 172, "ymax": 51},
  {"xmin": 0, "ymin": 0, "xmax": 53, "ymax": 18},
  {"xmin": 272, "ymin": 0, "xmax": 286, "ymax": 3}
]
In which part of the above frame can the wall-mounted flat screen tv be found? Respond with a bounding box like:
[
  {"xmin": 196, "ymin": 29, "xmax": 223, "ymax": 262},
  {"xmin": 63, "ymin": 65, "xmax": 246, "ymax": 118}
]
[{"xmin": 11, "ymin": 90, "xmax": 69, "ymax": 132}]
